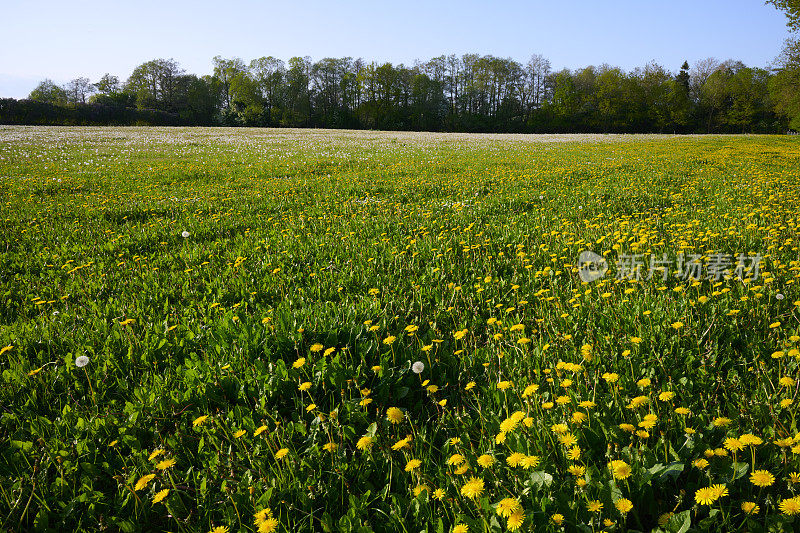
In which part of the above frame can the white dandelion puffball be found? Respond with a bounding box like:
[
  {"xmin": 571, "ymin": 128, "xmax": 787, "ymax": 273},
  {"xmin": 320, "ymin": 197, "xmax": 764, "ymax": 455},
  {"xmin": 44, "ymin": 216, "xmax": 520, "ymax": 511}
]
[
  {"xmin": 776, "ymin": 293, "xmax": 785, "ymax": 300},
  {"xmin": 181, "ymin": 231, "xmax": 190, "ymax": 238},
  {"xmin": 412, "ymin": 361, "xmax": 425, "ymax": 374},
  {"xmin": 75, "ymin": 355, "xmax": 90, "ymax": 368}
]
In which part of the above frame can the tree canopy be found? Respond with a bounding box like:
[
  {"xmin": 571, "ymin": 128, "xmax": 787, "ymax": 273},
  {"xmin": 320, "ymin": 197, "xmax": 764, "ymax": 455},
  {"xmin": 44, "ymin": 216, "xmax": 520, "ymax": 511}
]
[{"xmin": 7, "ymin": 52, "xmax": 794, "ymax": 132}]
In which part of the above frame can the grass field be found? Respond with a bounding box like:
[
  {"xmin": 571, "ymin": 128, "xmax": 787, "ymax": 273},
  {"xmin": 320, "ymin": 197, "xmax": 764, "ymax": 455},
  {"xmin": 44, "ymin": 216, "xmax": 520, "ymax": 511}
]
[{"xmin": 1, "ymin": 126, "xmax": 800, "ymax": 532}]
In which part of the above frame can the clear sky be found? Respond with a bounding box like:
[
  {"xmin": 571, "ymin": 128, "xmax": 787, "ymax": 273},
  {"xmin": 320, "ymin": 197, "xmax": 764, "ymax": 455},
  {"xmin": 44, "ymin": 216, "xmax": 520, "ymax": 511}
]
[{"xmin": 0, "ymin": 0, "xmax": 791, "ymax": 98}]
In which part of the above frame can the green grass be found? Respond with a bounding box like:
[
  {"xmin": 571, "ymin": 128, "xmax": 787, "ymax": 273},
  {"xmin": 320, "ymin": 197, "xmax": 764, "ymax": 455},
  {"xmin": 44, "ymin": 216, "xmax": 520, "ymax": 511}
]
[{"xmin": 1, "ymin": 127, "xmax": 800, "ymax": 532}]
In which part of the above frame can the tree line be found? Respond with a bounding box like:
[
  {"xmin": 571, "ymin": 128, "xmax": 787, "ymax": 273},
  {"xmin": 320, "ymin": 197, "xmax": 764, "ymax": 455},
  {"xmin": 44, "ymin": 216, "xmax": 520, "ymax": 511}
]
[
  {"xmin": 0, "ymin": 54, "xmax": 792, "ymax": 133},
  {"xmin": 5, "ymin": 0, "xmax": 800, "ymax": 135}
]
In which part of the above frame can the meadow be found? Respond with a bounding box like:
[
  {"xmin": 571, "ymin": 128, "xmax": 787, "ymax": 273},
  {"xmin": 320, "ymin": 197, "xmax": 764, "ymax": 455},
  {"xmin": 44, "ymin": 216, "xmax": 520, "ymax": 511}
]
[{"xmin": 0, "ymin": 126, "xmax": 799, "ymax": 532}]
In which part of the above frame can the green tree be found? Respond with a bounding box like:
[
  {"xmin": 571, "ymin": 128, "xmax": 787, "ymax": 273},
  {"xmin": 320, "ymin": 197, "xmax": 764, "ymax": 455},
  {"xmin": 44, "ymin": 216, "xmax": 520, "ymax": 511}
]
[
  {"xmin": 64, "ymin": 77, "xmax": 94, "ymax": 105},
  {"xmin": 125, "ymin": 58, "xmax": 185, "ymax": 111},
  {"xmin": 767, "ymin": 0, "xmax": 800, "ymax": 31},
  {"xmin": 670, "ymin": 61, "xmax": 692, "ymax": 131},
  {"xmin": 769, "ymin": 0, "xmax": 800, "ymax": 130},
  {"xmin": 28, "ymin": 79, "xmax": 67, "ymax": 105},
  {"xmin": 283, "ymin": 57, "xmax": 312, "ymax": 126},
  {"xmin": 250, "ymin": 57, "xmax": 285, "ymax": 124},
  {"xmin": 184, "ymin": 75, "xmax": 219, "ymax": 124},
  {"xmin": 727, "ymin": 67, "xmax": 771, "ymax": 132},
  {"xmin": 93, "ymin": 74, "xmax": 120, "ymax": 95},
  {"xmin": 594, "ymin": 66, "xmax": 628, "ymax": 131},
  {"xmin": 770, "ymin": 38, "xmax": 800, "ymax": 129},
  {"xmin": 547, "ymin": 70, "xmax": 581, "ymax": 131},
  {"xmin": 212, "ymin": 56, "xmax": 248, "ymax": 110}
]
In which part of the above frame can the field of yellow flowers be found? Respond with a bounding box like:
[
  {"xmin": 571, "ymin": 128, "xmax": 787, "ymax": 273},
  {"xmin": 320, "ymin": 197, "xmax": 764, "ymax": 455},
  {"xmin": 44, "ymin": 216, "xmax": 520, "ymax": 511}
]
[{"xmin": 1, "ymin": 126, "xmax": 799, "ymax": 532}]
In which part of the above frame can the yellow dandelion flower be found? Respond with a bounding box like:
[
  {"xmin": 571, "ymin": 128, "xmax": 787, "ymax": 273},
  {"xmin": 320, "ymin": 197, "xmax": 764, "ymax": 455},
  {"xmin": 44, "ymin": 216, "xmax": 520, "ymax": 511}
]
[
  {"xmin": 609, "ymin": 460, "xmax": 632, "ymax": 480},
  {"xmin": 558, "ymin": 433, "xmax": 578, "ymax": 448},
  {"xmin": 520, "ymin": 455, "xmax": 540, "ymax": 469},
  {"xmin": 566, "ymin": 446, "xmax": 581, "ymax": 460},
  {"xmin": 506, "ymin": 452, "xmax": 525, "ymax": 467},
  {"xmin": 386, "ymin": 407, "xmax": 404, "ymax": 424},
  {"xmin": 477, "ymin": 454, "xmax": 495, "ymax": 467},
  {"xmin": 156, "ymin": 458, "xmax": 176, "ymax": 470},
  {"xmin": 506, "ymin": 511, "xmax": 524, "ymax": 531},
  {"xmin": 460, "ymin": 477, "xmax": 484, "ymax": 499},
  {"xmin": 152, "ymin": 488, "xmax": 169, "ymax": 504},
  {"xmin": 741, "ymin": 501, "xmax": 759, "ymax": 514},
  {"xmin": 405, "ymin": 459, "xmax": 422, "ymax": 471},
  {"xmin": 148, "ymin": 449, "xmax": 165, "ymax": 461},
  {"xmin": 522, "ymin": 384, "xmax": 539, "ymax": 397},
  {"xmin": 739, "ymin": 433, "xmax": 763, "ymax": 446},
  {"xmin": 134, "ymin": 474, "xmax": 156, "ymax": 491},
  {"xmin": 602, "ymin": 372, "xmax": 619, "ymax": 383},
  {"xmin": 568, "ymin": 465, "xmax": 585, "ymax": 476},
  {"xmin": 496, "ymin": 497, "xmax": 521, "ymax": 518},
  {"xmin": 779, "ymin": 497, "xmax": 800, "ymax": 515},
  {"xmin": 694, "ymin": 487, "xmax": 717, "ymax": 505},
  {"xmin": 392, "ymin": 436, "xmax": 412, "ymax": 451},
  {"xmin": 627, "ymin": 396, "xmax": 649, "ymax": 409},
  {"xmin": 710, "ymin": 484, "xmax": 729, "ymax": 499},
  {"xmin": 615, "ymin": 498, "xmax": 633, "ymax": 514},
  {"xmin": 750, "ymin": 469, "xmax": 775, "ymax": 487},
  {"xmin": 723, "ymin": 438, "xmax": 744, "ymax": 452},
  {"xmin": 447, "ymin": 454, "xmax": 466, "ymax": 466}
]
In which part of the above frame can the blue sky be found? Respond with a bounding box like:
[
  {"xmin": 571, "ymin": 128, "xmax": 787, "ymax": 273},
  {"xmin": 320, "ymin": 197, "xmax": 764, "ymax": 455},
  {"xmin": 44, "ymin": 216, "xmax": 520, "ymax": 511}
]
[{"xmin": 0, "ymin": 0, "xmax": 791, "ymax": 98}]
